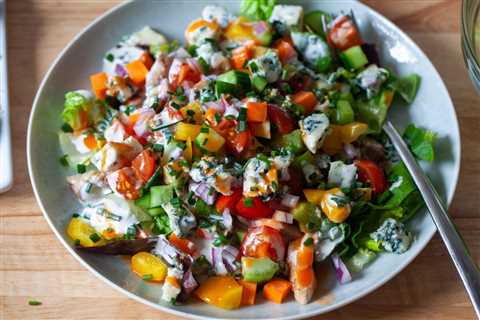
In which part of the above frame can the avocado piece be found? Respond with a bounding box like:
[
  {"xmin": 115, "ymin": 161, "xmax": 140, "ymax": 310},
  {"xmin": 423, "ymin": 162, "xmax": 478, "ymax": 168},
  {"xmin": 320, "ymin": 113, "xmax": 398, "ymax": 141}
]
[
  {"xmin": 291, "ymin": 201, "xmax": 318, "ymax": 224},
  {"xmin": 241, "ymin": 257, "xmax": 279, "ymax": 283}
]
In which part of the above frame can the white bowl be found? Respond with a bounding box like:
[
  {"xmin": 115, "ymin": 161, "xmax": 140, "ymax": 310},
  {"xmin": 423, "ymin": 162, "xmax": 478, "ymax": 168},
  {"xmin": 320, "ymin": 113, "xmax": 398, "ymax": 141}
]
[{"xmin": 27, "ymin": 1, "xmax": 461, "ymax": 319}]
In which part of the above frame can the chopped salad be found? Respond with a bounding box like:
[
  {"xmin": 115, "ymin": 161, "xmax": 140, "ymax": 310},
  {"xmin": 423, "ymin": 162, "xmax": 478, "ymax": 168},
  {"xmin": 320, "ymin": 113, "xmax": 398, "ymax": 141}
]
[{"xmin": 59, "ymin": 0, "xmax": 435, "ymax": 309}]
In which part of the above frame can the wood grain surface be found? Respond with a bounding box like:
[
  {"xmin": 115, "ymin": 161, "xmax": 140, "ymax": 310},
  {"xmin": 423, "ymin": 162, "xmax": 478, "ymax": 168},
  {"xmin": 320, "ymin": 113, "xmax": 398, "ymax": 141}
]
[{"xmin": 1, "ymin": 0, "xmax": 479, "ymax": 319}]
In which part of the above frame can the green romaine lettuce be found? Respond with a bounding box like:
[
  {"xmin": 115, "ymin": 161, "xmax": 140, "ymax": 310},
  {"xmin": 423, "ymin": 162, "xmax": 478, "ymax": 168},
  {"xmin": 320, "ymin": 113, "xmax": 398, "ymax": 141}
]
[
  {"xmin": 62, "ymin": 91, "xmax": 93, "ymax": 131},
  {"xmin": 403, "ymin": 124, "xmax": 437, "ymax": 161},
  {"xmin": 240, "ymin": 0, "xmax": 275, "ymax": 21}
]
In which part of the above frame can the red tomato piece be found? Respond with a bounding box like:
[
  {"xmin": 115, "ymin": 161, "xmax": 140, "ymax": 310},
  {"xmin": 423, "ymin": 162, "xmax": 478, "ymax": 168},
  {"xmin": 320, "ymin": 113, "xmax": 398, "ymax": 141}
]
[
  {"xmin": 240, "ymin": 226, "xmax": 285, "ymax": 261},
  {"xmin": 267, "ymin": 104, "xmax": 295, "ymax": 134},
  {"xmin": 215, "ymin": 188, "xmax": 243, "ymax": 214},
  {"xmin": 215, "ymin": 119, "xmax": 251, "ymax": 156},
  {"xmin": 132, "ymin": 150, "xmax": 156, "ymax": 183},
  {"xmin": 354, "ymin": 159, "xmax": 387, "ymax": 194},
  {"xmin": 116, "ymin": 167, "xmax": 142, "ymax": 200},
  {"xmin": 328, "ymin": 15, "xmax": 363, "ymax": 51},
  {"xmin": 235, "ymin": 197, "xmax": 274, "ymax": 220}
]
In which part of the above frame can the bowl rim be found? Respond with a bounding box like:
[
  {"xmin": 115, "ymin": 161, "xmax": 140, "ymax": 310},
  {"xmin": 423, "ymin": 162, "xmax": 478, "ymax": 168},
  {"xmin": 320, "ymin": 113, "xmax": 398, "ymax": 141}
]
[{"xmin": 27, "ymin": 1, "xmax": 461, "ymax": 319}]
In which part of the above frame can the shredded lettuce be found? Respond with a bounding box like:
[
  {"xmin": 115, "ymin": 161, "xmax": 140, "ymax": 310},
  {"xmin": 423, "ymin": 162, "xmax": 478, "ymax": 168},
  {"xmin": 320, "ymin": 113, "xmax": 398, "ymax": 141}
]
[
  {"xmin": 240, "ymin": 0, "xmax": 275, "ymax": 21},
  {"xmin": 403, "ymin": 124, "xmax": 437, "ymax": 161},
  {"xmin": 62, "ymin": 91, "xmax": 93, "ymax": 131},
  {"xmin": 346, "ymin": 248, "xmax": 376, "ymax": 272}
]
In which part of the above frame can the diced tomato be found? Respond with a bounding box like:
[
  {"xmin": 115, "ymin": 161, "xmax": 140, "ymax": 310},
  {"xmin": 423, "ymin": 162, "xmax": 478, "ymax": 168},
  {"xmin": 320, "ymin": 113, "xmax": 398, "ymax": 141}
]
[
  {"xmin": 132, "ymin": 150, "xmax": 156, "ymax": 183},
  {"xmin": 175, "ymin": 63, "xmax": 201, "ymax": 88},
  {"xmin": 215, "ymin": 188, "xmax": 243, "ymax": 214},
  {"xmin": 241, "ymin": 226, "xmax": 285, "ymax": 261},
  {"xmin": 291, "ymin": 91, "xmax": 317, "ymax": 115},
  {"xmin": 267, "ymin": 104, "xmax": 295, "ymax": 134},
  {"xmin": 115, "ymin": 167, "xmax": 142, "ymax": 200},
  {"xmin": 168, "ymin": 233, "xmax": 196, "ymax": 255},
  {"xmin": 235, "ymin": 197, "xmax": 274, "ymax": 220},
  {"xmin": 354, "ymin": 159, "xmax": 387, "ymax": 194},
  {"xmin": 215, "ymin": 119, "xmax": 251, "ymax": 156},
  {"xmin": 328, "ymin": 15, "xmax": 363, "ymax": 51},
  {"xmin": 231, "ymin": 45, "xmax": 253, "ymax": 70}
]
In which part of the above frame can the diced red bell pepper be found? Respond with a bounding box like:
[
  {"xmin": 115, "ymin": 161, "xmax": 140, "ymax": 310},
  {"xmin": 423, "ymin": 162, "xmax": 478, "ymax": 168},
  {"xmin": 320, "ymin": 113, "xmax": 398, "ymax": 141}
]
[
  {"xmin": 267, "ymin": 104, "xmax": 295, "ymax": 134},
  {"xmin": 354, "ymin": 159, "xmax": 387, "ymax": 194},
  {"xmin": 215, "ymin": 188, "xmax": 243, "ymax": 214},
  {"xmin": 235, "ymin": 197, "xmax": 274, "ymax": 220}
]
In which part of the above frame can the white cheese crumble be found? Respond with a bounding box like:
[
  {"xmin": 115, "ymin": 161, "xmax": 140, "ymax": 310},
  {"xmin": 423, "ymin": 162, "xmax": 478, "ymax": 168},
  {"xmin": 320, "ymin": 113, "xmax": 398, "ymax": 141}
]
[
  {"xmin": 299, "ymin": 113, "xmax": 330, "ymax": 154},
  {"xmin": 269, "ymin": 5, "xmax": 304, "ymax": 29},
  {"xmin": 370, "ymin": 218, "xmax": 412, "ymax": 254},
  {"xmin": 249, "ymin": 51, "xmax": 282, "ymax": 83},
  {"xmin": 202, "ymin": 5, "xmax": 232, "ymax": 28}
]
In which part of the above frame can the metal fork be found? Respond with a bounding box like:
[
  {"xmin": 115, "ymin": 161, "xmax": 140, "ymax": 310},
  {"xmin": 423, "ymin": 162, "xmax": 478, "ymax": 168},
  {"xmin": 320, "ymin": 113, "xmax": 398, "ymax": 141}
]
[{"xmin": 383, "ymin": 121, "xmax": 480, "ymax": 318}]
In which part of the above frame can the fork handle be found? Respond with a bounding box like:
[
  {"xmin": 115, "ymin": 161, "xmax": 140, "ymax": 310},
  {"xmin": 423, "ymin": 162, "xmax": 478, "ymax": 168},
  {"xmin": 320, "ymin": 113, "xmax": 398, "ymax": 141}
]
[{"xmin": 383, "ymin": 121, "xmax": 480, "ymax": 318}]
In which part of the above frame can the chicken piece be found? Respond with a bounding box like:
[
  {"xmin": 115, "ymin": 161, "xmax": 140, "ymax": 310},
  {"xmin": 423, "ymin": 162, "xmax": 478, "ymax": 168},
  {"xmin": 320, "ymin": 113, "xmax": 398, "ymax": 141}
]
[
  {"xmin": 287, "ymin": 235, "xmax": 317, "ymax": 304},
  {"xmin": 91, "ymin": 136, "xmax": 142, "ymax": 173}
]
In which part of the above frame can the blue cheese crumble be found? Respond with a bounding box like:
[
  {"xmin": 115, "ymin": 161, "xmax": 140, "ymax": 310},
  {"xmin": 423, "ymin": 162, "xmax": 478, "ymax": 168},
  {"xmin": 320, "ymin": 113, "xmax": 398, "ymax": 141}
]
[
  {"xmin": 370, "ymin": 218, "xmax": 412, "ymax": 254},
  {"xmin": 248, "ymin": 51, "xmax": 282, "ymax": 83},
  {"xmin": 355, "ymin": 65, "xmax": 389, "ymax": 99},
  {"xmin": 299, "ymin": 113, "xmax": 330, "ymax": 154},
  {"xmin": 328, "ymin": 161, "xmax": 357, "ymax": 188}
]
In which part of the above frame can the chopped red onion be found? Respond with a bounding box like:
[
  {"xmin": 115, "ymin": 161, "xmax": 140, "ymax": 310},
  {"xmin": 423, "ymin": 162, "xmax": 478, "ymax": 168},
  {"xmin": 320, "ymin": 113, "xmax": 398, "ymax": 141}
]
[
  {"xmin": 280, "ymin": 194, "xmax": 299, "ymax": 209},
  {"xmin": 253, "ymin": 21, "xmax": 268, "ymax": 35},
  {"xmin": 250, "ymin": 218, "xmax": 284, "ymax": 231},
  {"xmin": 344, "ymin": 143, "xmax": 360, "ymax": 160},
  {"xmin": 204, "ymin": 101, "xmax": 225, "ymax": 113},
  {"xmin": 186, "ymin": 57, "xmax": 201, "ymax": 74},
  {"xmin": 133, "ymin": 109, "xmax": 155, "ymax": 138},
  {"xmin": 273, "ymin": 210, "xmax": 293, "ymax": 224},
  {"xmin": 114, "ymin": 64, "xmax": 127, "ymax": 77},
  {"xmin": 211, "ymin": 246, "xmax": 228, "ymax": 275},
  {"xmin": 181, "ymin": 267, "xmax": 198, "ymax": 294},
  {"xmin": 222, "ymin": 208, "xmax": 233, "ymax": 231},
  {"xmin": 222, "ymin": 245, "xmax": 239, "ymax": 273},
  {"xmin": 280, "ymin": 167, "xmax": 290, "ymax": 181},
  {"xmin": 189, "ymin": 181, "xmax": 217, "ymax": 205},
  {"xmin": 331, "ymin": 253, "xmax": 352, "ymax": 284}
]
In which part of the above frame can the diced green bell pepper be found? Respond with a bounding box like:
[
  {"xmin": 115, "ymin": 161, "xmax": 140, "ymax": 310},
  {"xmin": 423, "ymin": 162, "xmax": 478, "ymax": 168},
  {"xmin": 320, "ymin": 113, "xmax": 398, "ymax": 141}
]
[
  {"xmin": 335, "ymin": 100, "xmax": 355, "ymax": 124},
  {"xmin": 339, "ymin": 45, "xmax": 368, "ymax": 70}
]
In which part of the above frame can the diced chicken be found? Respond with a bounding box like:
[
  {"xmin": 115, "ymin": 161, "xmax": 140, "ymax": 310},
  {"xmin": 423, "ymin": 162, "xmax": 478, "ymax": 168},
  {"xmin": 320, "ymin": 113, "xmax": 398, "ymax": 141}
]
[
  {"xmin": 269, "ymin": 5, "xmax": 304, "ymax": 29},
  {"xmin": 66, "ymin": 171, "xmax": 108, "ymax": 205},
  {"xmin": 299, "ymin": 113, "xmax": 330, "ymax": 154},
  {"xmin": 104, "ymin": 119, "xmax": 128, "ymax": 143},
  {"xmin": 328, "ymin": 161, "xmax": 357, "ymax": 188},
  {"xmin": 91, "ymin": 136, "xmax": 142, "ymax": 173},
  {"xmin": 287, "ymin": 236, "xmax": 317, "ymax": 305},
  {"xmin": 161, "ymin": 267, "xmax": 183, "ymax": 302}
]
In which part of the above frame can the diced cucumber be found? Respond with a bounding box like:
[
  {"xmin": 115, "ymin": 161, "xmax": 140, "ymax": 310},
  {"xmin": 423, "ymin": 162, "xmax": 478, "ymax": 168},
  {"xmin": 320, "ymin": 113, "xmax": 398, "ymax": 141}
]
[
  {"xmin": 216, "ymin": 70, "xmax": 251, "ymax": 96},
  {"xmin": 292, "ymin": 150, "xmax": 314, "ymax": 169},
  {"xmin": 335, "ymin": 100, "xmax": 355, "ymax": 125},
  {"xmin": 135, "ymin": 193, "xmax": 151, "ymax": 210},
  {"xmin": 241, "ymin": 257, "xmax": 279, "ymax": 283},
  {"xmin": 148, "ymin": 207, "xmax": 166, "ymax": 216},
  {"xmin": 304, "ymin": 10, "xmax": 332, "ymax": 37},
  {"xmin": 291, "ymin": 201, "xmax": 317, "ymax": 224},
  {"xmin": 150, "ymin": 185, "xmax": 174, "ymax": 208},
  {"xmin": 339, "ymin": 45, "xmax": 368, "ymax": 70},
  {"xmin": 215, "ymin": 81, "xmax": 237, "ymax": 98},
  {"xmin": 280, "ymin": 129, "xmax": 306, "ymax": 154},
  {"xmin": 314, "ymin": 55, "xmax": 333, "ymax": 73},
  {"xmin": 393, "ymin": 73, "xmax": 421, "ymax": 104},
  {"xmin": 252, "ymin": 75, "xmax": 268, "ymax": 92}
]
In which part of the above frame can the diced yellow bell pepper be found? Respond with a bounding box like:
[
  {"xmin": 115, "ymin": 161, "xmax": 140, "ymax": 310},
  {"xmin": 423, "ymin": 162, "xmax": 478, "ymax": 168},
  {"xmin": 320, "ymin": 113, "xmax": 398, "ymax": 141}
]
[
  {"xmin": 175, "ymin": 122, "xmax": 201, "ymax": 141},
  {"xmin": 340, "ymin": 122, "xmax": 368, "ymax": 144},
  {"xmin": 320, "ymin": 188, "xmax": 351, "ymax": 223},
  {"xmin": 67, "ymin": 218, "xmax": 105, "ymax": 247},
  {"xmin": 303, "ymin": 189, "xmax": 326, "ymax": 205},
  {"xmin": 251, "ymin": 121, "xmax": 271, "ymax": 139},
  {"xmin": 184, "ymin": 137, "xmax": 193, "ymax": 162},
  {"xmin": 322, "ymin": 125, "xmax": 343, "ymax": 155},
  {"xmin": 196, "ymin": 128, "xmax": 225, "ymax": 153},
  {"xmin": 225, "ymin": 17, "xmax": 255, "ymax": 43},
  {"xmin": 180, "ymin": 102, "xmax": 204, "ymax": 124},
  {"xmin": 131, "ymin": 252, "xmax": 168, "ymax": 282},
  {"xmin": 195, "ymin": 276, "xmax": 243, "ymax": 310}
]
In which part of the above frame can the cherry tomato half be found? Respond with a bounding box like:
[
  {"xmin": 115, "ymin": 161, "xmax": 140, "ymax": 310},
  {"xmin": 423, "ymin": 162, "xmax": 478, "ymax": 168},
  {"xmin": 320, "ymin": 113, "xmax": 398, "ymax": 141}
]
[
  {"xmin": 354, "ymin": 159, "xmax": 387, "ymax": 194},
  {"xmin": 215, "ymin": 188, "xmax": 243, "ymax": 214},
  {"xmin": 240, "ymin": 226, "xmax": 286, "ymax": 262},
  {"xmin": 235, "ymin": 197, "xmax": 274, "ymax": 220},
  {"xmin": 327, "ymin": 15, "xmax": 363, "ymax": 51},
  {"xmin": 132, "ymin": 149, "xmax": 156, "ymax": 183}
]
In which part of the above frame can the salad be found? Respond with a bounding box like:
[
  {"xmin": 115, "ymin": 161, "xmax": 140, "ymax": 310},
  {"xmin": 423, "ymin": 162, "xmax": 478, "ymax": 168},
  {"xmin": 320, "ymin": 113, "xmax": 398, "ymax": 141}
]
[{"xmin": 59, "ymin": 0, "xmax": 436, "ymax": 309}]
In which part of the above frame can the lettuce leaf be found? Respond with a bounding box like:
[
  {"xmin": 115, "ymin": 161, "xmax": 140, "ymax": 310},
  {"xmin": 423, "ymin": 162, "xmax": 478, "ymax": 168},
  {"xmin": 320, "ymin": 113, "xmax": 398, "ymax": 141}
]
[
  {"xmin": 240, "ymin": 0, "xmax": 275, "ymax": 21},
  {"xmin": 62, "ymin": 91, "xmax": 93, "ymax": 131},
  {"xmin": 403, "ymin": 124, "xmax": 436, "ymax": 161}
]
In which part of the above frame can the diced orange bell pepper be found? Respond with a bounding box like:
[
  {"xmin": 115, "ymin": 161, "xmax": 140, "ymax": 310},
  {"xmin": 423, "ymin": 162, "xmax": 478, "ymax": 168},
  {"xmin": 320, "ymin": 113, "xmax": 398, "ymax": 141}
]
[
  {"xmin": 246, "ymin": 101, "xmax": 267, "ymax": 122},
  {"xmin": 239, "ymin": 280, "xmax": 257, "ymax": 306},
  {"xmin": 263, "ymin": 278, "xmax": 292, "ymax": 304},
  {"xmin": 292, "ymin": 91, "xmax": 317, "ymax": 115},
  {"xmin": 125, "ymin": 59, "xmax": 149, "ymax": 86},
  {"xmin": 195, "ymin": 276, "xmax": 243, "ymax": 310},
  {"xmin": 83, "ymin": 133, "xmax": 98, "ymax": 150},
  {"xmin": 90, "ymin": 72, "xmax": 108, "ymax": 99}
]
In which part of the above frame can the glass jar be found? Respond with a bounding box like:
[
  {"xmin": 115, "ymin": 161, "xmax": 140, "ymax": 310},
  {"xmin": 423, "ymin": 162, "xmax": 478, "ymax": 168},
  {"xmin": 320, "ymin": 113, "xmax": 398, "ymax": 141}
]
[{"xmin": 462, "ymin": 0, "xmax": 480, "ymax": 92}]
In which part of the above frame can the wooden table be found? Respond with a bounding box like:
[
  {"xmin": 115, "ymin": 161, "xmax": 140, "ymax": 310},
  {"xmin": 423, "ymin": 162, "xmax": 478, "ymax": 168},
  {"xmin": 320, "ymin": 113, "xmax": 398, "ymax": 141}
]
[{"xmin": 1, "ymin": 0, "xmax": 479, "ymax": 319}]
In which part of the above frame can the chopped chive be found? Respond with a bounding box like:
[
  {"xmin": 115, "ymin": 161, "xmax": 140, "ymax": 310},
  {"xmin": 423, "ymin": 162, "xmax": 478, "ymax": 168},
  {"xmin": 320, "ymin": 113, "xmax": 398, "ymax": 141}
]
[
  {"xmin": 74, "ymin": 239, "xmax": 81, "ymax": 246},
  {"xmin": 124, "ymin": 105, "xmax": 136, "ymax": 116},
  {"xmin": 198, "ymin": 57, "xmax": 210, "ymax": 74},
  {"xmin": 153, "ymin": 143, "xmax": 164, "ymax": 152},
  {"xmin": 171, "ymin": 102, "xmax": 181, "ymax": 110},
  {"xmin": 59, "ymin": 155, "xmax": 69, "ymax": 167},
  {"xmin": 214, "ymin": 112, "xmax": 221, "ymax": 124},
  {"xmin": 85, "ymin": 183, "xmax": 93, "ymax": 193},
  {"xmin": 151, "ymin": 120, "xmax": 181, "ymax": 131},
  {"xmin": 303, "ymin": 237, "xmax": 314, "ymax": 246},
  {"xmin": 186, "ymin": 109, "xmax": 195, "ymax": 117},
  {"xmin": 142, "ymin": 274, "xmax": 153, "ymax": 281},
  {"xmin": 244, "ymin": 198, "xmax": 253, "ymax": 207},
  {"xmin": 76, "ymin": 164, "xmax": 86, "ymax": 174},
  {"xmin": 105, "ymin": 53, "xmax": 114, "ymax": 62},
  {"xmin": 200, "ymin": 126, "xmax": 209, "ymax": 133},
  {"xmin": 28, "ymin": 300, "xmax": 42, "ymax": 306},
  {"xmin": 61, "ymin": 123, "xmax": 73, "ymax": 133},
  {"xmin": 72, "ymin": 213, "xmax": 80, "ymax": 218},
  {"xmin": 89, "ymin": 233, "xmax": 101, "ymax": 243},
  {"xmin": 176, "ymin": 141, "xmax": 186, "ymax": 150},
  {"xmin": 202, "ymin": 138, "xmax": 209, "ymax": 146}
]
